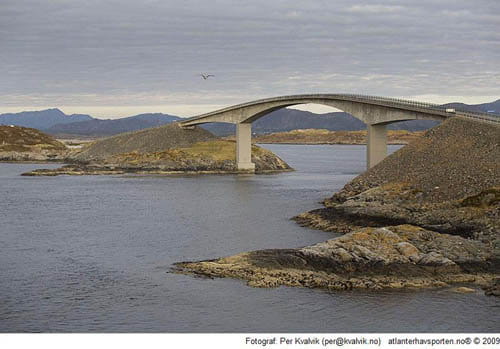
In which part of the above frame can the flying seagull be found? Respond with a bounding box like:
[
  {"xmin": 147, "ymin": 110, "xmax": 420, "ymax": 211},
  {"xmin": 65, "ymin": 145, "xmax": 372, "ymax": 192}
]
[{"xmin": 200, "ymin": 73, "xmax": 214, "ymax": 80}]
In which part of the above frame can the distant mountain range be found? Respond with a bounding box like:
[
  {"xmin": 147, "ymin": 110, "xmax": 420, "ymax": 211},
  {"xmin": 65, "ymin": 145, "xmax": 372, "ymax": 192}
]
[
  {"xmin": 1, "ymin": 99, "xmax": 498, "ymax": 137},
  {"xmin": 46, "ymin": 113, "xmax": 181, "ymax": 136},
  {"xmin": 202, "ymin": 110, "xmax": 441, "ymax": 136},
  {"xmin": 0, "ymin": 108, "xmax": 93, "ymax": 129},
  {"xmin": 441, "ymin": 100, "xmax": 500, "ymax": 114},
  {"xmin": 0, "ymin": 108, "xmax": 181, "ymax": 136}
]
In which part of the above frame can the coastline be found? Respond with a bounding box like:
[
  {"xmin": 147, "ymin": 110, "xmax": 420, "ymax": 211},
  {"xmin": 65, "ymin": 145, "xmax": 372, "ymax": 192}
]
[
  {"xmin": 255, "ymin": 141, "xmax": 410, "ymax": 145},
  {"xmin": 252, "ymin": 129, "xmax": 423, "ymax": 146},
  {"xmin": 173, "ymin": 223, "xmax": 498, "ymax": 292},
  {"xmin": 175, "ymin": 118, "xmax": 500, "ymax": 295},
  {"xmin": 21, "ymin": 165, "xmax": 294, "ymax": 176}
]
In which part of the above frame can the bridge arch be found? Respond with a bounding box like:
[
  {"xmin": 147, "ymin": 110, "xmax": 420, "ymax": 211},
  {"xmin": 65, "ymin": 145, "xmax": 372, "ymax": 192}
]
[
  {"xmin": 180, "ymin": 94, "xmax": 497, "ymax": 171},
  {"xmin": 181, "ymin": 95, "xmax": 447, "ymax": 126}
]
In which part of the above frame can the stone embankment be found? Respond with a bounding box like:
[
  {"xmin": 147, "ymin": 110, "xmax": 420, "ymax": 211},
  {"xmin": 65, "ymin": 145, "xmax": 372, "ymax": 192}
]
[
  {"xmin": 0, "ymin": 125, "xmax": 68, "ymax": 161},
  {"xmin": 176, "ymin": 117, "xmax": 500, "ymax": 294}
]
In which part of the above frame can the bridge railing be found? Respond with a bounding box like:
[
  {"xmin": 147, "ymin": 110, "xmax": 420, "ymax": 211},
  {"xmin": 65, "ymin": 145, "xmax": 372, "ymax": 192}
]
[
  {"xmin": 338, "ymin": 94, "xmax": 439, "ymax": 109},
  {"xmin": 339, "ymin": 94, "xmax": 500, "ymax": 123},
  {"xmin": 181, "ymin": 93, "xmax": 500, "ymax": 124},
  {"xmin": 454, "ymin": 111, "xmax": 500, "ymax": 123}
]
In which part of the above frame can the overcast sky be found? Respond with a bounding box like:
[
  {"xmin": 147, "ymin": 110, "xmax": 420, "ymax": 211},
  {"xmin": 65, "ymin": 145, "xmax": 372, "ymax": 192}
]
[{"xmin": 1, "ymin": 0, "xmax": 499, "ymax": 118}]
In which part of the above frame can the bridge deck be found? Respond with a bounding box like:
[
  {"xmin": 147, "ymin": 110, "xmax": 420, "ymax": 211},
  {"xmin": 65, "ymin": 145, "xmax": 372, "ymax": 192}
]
[
  {"xmin": 181, "ymin": 94, "xmax": 499, "ymax": 125},
  {"xmin": 179, "ymin": 94, "xmax": 499, "ymax": 171}
]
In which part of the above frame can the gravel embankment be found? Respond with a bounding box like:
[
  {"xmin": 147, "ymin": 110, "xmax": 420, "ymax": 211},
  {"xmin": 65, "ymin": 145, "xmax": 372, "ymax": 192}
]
[{"xmin": 333, "ymin": 117, "xmax": 499, "ymax": 203}]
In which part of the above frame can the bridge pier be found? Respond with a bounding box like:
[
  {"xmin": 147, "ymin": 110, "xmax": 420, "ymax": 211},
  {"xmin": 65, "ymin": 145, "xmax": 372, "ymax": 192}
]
[
  {"xmin": 179, "ymin": 94, "xmax": 463, "ymax": 171},
  {"xmin": 367, "ymin": 124, "xmax": 387, "ymax": 169},
  {"xmin": 236, "ymin": 123, "xmax": 255, "ymax": 171}
]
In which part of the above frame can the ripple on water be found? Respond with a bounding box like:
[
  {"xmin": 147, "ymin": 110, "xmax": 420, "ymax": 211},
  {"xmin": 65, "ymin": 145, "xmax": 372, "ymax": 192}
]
[{"xmin": 1, "ymin": 146, "xmax": 498, "ymax": 332}]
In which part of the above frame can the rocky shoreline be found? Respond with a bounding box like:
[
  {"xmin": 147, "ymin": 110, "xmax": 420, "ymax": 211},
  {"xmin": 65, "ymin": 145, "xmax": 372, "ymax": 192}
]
[
  {"xmin": 13, "ymin": 123, "xmax": 293, "ymax": 176},
  {"xmin": 22, "ymin": 163, "xmax": 293, "ymax": 176},
  {"xmin": 21, "ymin": 140, "xmax": 292, "ymax": 176},
  {"xmin": 174, "ymin": 185, "xmax": 500, "ymax": 290},
  {"xmin": 175, "ymin": 118, "xmax": 500, "ymax": 295},
  {"xmin": 0, "ymin": 150, "xmax": 68, "ymax": 162},
  {"xmin": 295, "ymin": 185, "xmax": 499, "ymax": 240},
  {"xmin": 253, "ymin": 129, "xmax": 423, "ymax": 145},
  {"xmin": 174, "ymin": 224, "xmax": 497, "ymax": 291},
  {"xmin": 0, "ymin": 125, "xmax": 69, "ymax": 161}
]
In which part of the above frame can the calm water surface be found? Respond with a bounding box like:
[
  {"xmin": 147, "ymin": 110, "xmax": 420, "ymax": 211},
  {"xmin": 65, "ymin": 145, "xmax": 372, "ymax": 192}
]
[{"xmin": 1, "ymin": 145, "xmax": 498, "ymax": 332}]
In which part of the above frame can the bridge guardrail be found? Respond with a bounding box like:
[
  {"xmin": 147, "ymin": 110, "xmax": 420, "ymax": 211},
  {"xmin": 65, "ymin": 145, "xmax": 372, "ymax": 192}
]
[
  {"xmin": 181, "ymin": 94, "xmax": 500, "ymax": 125},
  {"xmin": 333, "ymin": 94, "xmax": 500, "ymax": 123}
]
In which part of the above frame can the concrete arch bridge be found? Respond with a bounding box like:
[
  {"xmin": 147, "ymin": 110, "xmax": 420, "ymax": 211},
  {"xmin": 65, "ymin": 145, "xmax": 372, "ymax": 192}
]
[{"xmin": 180, "ymin": 94, "xmax": 499, "ymax": 171}]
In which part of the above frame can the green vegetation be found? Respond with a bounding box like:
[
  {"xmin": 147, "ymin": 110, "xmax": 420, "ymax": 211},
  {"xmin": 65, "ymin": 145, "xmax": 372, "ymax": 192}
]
[{"xmin": 109, "ymin": 139, "xmax": 274, "ymax": 164}]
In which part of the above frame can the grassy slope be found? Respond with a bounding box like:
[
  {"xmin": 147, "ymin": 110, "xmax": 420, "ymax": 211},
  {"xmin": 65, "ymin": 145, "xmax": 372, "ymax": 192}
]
[
  {"xmin": 109, "ymin": 140, "xmax": 272, "ymax": 164},
  {"xmin": 73, "ymin": 123, "xmax": 216, "ymax": 161},
  {"xmin": 0, "ymin": 125, "xmax": 66, "ymax": 152}
]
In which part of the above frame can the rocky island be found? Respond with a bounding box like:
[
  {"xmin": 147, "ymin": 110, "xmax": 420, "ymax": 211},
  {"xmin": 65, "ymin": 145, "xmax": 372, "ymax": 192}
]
[
  {"xmin": 0, "ymin": 125, "xmax": 68, "ymax": 161},
  {"xmin": 253, "ymin": 129, "xmax": 423, "ymax": 145},
  {"xmin": 21, "ymin": 123, "xmax": 291, "ymax": 175},
  {"xmin": 175, "ymin": 117, "xmax": 500, "ymax": 295}
]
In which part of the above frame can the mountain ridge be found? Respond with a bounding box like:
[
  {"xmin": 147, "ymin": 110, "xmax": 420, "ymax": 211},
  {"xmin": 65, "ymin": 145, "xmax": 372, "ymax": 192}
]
[
  {"xmin": 46, "ymin": 113, "xmax": 181, "ymax": 136},
  {"xmin": 0, "ymin": 108, "xmax": 93, "ymax": 129},
  {"xmin": 1, "ymin": 99, "xmax": 498, "ymax": 137}
]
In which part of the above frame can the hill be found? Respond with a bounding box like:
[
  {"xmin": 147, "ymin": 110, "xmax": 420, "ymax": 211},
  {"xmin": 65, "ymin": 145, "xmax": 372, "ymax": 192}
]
[
  {"xmin": 328, "ymin": 117, "xmax": 500, "ymax": 203},
  {"xmin": 72, "ymin": 122, "xmax": 217, "ymax": 161},
  {"xmin": 295, "ymin": 116, "xmax": 499, "ymax": 242},
  {"xmin": 0, "ymin": 125, "xmax": 67, "ymax": 161}
]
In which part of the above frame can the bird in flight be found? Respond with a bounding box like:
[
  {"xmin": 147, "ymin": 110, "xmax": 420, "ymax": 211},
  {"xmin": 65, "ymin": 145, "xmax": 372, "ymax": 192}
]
[{"xmin": 200, "ymin": 73, "xmax": 214, "ymax": 80}]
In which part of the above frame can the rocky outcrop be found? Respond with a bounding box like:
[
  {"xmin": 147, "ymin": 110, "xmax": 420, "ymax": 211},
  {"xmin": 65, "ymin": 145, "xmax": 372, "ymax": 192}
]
[
  {"xmin": 174, "ymin": 225, "xmax": 497, "ymax": 290},
  {"xmin": 22, "ymin": 140, "xmax": 292, "ymax": 175},
  {"xmin": 176, "ymin": 117, "xmax": 499, "ymax": 295},
  {"xmin": 253, "ymin": 129, "xmax": 423, "ymax": 145},
  {"xmin": 295, "ymin": 185, "xmax": 500, "ymax": 242},
  {"xmin": 19, "ymin": 122, "xmax": 292, "ymax": 175},
  {"xmin": 290, "ymin": 118, "xmax": 500, "ymax": 295},
  {"xmin": 482, "ymin": 278, "xmax": 500, "ymax": 296},
  {"xmin": 0, "ymin": 125, "xmax": 68, "ymax": 161}
]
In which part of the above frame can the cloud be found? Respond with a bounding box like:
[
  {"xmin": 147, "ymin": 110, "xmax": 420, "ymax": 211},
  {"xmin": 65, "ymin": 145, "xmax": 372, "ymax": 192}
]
[
  {"xmin": 346, "ymin": 5, "xmax": 405, "ymax": 13},
  {"xmin": 0, "ymin": 0, "xmax": 498, "ymax": 117}
]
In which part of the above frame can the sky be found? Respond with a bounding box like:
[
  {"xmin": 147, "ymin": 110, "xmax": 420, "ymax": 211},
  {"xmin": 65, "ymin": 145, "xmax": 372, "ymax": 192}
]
[{"xmin": 1, "ymin": 0, "xmax": 499, "ymax": 118}]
